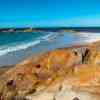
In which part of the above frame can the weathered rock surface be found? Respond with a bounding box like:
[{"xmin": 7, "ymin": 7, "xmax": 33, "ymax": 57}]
[{"xmin": 0, "ymin": 42, "xmax": 100, "ymax": 100}]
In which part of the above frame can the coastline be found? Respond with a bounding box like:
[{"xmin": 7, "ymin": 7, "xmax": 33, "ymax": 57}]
[
  {"xmin": 0, "ymin": 32, "xmax": 99, "ymax": 66},
  {"xmin": 0, "ymin": 35, "xmax": 99, "ymax": 66},
  {"xmin": 0, "ymin": 39, "xmax": 99, "ymax": 87},
  {"xmin": 0, "ymin": 40, "xmax": 99, "ymax": 69}
]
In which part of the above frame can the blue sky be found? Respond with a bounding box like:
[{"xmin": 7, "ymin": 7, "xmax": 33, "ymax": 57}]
[{"xmin": 0, "ymin": 0, "xmax": 100, "ymax": 27}]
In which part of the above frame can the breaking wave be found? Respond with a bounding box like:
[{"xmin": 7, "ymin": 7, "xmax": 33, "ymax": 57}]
[
  {"xmin": 0, "ymin": 32, "xmax": 99, "ymax": 56},
  {"xmin": 0, "ymin": 32, "xmax": 57, "ymax": 56}
]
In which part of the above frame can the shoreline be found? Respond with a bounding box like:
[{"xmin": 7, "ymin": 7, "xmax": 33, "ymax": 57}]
[
  {"xmin": 0, "ymin": 40, "xmax": 99, "ymax": 69},
  {"xmin": 0, "ymin": 40, "xmax": 99, "ymax": 66},
  {"xmin": 0, "ymin": 32, "xmax": 99, "ymax": 66}
]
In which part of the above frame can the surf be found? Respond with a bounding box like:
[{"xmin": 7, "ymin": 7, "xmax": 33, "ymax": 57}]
[
  {"xmin": 0, "ymin": 32, "xmax": 99, "ymax": 56},
  {"xmin": 0, "ymin": 32, "xmax": 57, "ymax": 56}
]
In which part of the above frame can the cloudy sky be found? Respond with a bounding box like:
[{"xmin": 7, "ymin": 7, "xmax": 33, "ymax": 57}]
[{"xmin": 0, "ymin": 0, "xmax": 100, "ymax": 27}]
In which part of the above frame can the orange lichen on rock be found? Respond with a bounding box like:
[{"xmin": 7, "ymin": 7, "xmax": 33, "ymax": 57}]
[
  {"xmin": 72, "ymin": 64, "xmax": 100, "ymax": 86},
  {"xmin": 0, "ymin": 48, "xmax": 81, "ymax": 99},
  {"xmin": 0, "ymin": 46, "xmax": 100, "ymax": 99}
]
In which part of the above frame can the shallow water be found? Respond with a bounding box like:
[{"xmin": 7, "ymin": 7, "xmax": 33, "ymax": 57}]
[
  {"xmin": 0, "ymin": 31, "xmax": 100, "ymax": 65},
  {"xmin": 0, "ymin": 31, "xmax": 100, "ymax": 56}
]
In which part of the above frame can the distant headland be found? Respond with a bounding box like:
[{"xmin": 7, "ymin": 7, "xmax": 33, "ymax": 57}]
[{"xmin": 0, "ymin": 27, "xmax": 100, "ymax": 33}]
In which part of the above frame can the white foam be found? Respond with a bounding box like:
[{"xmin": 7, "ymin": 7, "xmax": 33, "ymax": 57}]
[
  {"xmin": 0, "ymin": 39, "xmax": 41, "ymax": 56},
  {"xmin": 41, "ymin": 32, "xmax": 58, "ymax": 41},
  {"xmin": 0, "ymin": 33, "xmax": 57, "ymax": 56},
  {"xmin": 0, "ymin": 32, "xmax": 99, "ymax": 56},
  {"xmin": 76, "ymin": 32, "xmax": 100, "ymax": 43}
]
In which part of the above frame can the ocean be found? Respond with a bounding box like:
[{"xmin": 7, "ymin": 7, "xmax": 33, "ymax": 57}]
[
  {"xmin": 0, "ymin": 31, "xmax": 100, "ymax": 65},
  {"xmin": 0, "ymin": 32, "xmax": 51, "ymax": 56}
]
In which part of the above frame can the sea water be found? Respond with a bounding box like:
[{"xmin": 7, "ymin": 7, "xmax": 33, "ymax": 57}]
[{"xmin": 0, "ymin": 31, "xmax": 100, "ymax": 56}]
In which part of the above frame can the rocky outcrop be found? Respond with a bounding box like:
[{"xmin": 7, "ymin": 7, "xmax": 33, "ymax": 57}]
[{"xmin": 0, "ymin": 42, "xmax": 100, "ymax": 100}]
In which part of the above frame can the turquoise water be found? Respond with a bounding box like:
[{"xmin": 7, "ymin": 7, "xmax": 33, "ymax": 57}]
[
  {"xmin": 0, "ymin": 32, "xmax": 46, "ymax": 46},
  {"xmin": 0, "ymin": 31, "xmax": 100, "ymax": 56},
  {"xmin": 0, "ymin": 31, "xmax": 55, "ymax": 56}
]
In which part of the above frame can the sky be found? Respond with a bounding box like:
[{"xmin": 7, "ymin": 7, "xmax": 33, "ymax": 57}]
[{"xmin": 0, "ymin": 0, "xmax": 100, "ymax": 27}]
